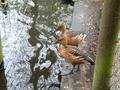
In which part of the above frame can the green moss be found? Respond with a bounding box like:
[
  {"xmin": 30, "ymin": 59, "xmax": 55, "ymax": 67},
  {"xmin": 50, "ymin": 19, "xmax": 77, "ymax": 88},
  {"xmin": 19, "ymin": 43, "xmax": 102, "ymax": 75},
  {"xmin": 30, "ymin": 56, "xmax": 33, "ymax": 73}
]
[{"xmin": 92, "ymin": 0, "xmax": 120, "ymax": 90}]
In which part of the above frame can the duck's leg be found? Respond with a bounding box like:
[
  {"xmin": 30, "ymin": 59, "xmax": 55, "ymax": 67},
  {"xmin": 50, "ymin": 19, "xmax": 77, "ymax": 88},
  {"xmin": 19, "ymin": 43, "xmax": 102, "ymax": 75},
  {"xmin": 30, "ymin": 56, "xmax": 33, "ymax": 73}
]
[{"xmin": 73, "ymin": 64, "xmax": 80, "ymax": 72}]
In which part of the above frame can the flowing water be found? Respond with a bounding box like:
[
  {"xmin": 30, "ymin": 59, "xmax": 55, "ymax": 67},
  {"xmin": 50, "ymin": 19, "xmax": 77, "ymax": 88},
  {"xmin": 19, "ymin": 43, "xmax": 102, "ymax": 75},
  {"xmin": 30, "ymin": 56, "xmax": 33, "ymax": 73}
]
[{"xmin": 0, "ymin": 0, "xmax": 74, "ymax": 90}]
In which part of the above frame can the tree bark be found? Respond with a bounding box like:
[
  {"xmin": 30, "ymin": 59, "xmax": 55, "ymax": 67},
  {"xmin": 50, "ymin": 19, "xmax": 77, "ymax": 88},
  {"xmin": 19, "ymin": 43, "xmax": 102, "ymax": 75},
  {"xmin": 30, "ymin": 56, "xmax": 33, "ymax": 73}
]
[{"xmin": 92, "ymin": 0, "xmax": 120, "ymax": 90}]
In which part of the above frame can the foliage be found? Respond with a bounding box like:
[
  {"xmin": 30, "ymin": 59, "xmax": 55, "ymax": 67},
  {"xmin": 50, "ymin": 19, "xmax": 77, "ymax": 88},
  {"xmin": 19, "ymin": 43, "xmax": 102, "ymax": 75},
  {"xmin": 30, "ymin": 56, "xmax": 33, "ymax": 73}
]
[{"xmin": 0, "ymin": 32, "xmax": 3, "ymax": 64}]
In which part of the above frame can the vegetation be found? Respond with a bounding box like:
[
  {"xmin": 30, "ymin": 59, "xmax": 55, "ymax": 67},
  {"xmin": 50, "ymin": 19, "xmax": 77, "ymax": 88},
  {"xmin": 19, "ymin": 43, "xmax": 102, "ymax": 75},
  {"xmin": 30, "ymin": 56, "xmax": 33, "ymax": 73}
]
[
  {"xmin": 92, "ymin": 0, "xmax": 120, "ymax": 90},
  {"xmin": 0, "ymin": 32, "xmax": 3, "ymax": 65}
]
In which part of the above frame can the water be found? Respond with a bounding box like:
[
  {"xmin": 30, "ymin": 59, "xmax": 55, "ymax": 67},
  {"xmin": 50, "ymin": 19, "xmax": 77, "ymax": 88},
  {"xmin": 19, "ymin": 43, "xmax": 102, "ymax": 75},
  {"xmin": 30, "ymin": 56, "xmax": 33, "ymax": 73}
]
[{"xmin": 0, "ymin": 0, "xmax": 74, "ymax": 90}]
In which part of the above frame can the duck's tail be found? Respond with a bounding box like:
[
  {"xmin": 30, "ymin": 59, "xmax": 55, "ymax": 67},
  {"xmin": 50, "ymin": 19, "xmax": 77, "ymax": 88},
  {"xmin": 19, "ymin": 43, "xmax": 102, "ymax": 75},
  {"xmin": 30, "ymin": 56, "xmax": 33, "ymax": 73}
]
[{"xmin": 78, "ymin": 53, "xmax": 95, "ymax": 65}]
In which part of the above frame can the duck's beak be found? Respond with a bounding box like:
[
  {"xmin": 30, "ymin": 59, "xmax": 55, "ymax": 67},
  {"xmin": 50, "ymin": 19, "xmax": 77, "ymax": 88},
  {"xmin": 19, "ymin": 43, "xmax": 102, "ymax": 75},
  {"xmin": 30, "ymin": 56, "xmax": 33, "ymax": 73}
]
[
  {"xmin": 53, "ymin": 39, "xmax": 59, "ymax": 44},
  {"xmin": 55, "ymin": 39, "xmax": 59, "ymax": 43}
]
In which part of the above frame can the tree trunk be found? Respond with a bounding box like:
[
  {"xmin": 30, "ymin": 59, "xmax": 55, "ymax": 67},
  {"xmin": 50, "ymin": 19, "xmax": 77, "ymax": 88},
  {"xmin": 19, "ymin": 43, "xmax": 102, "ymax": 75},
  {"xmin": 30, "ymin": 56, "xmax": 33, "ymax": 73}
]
[{"xmin": 92, "ymin": 0, "xmax": 120, "ymax": 90}]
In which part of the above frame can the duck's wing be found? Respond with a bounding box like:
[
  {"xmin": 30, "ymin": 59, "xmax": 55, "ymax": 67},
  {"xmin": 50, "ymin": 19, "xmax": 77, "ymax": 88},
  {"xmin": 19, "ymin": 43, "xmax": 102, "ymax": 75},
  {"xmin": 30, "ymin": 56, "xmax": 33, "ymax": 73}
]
[
  {"xmin": 66, "ymin": 31, "xmax": 86, "ymax": 41},
  {"xmin": 67, "ymin": 46, "xmax": 95, "ymax": 65},
  {"xmin": 66, "ymin": 45, "xmax": 81, "ymax": 56},
  {"xmin": 70, "ymin": 33, "xmax": 85, "ymax": 43},
  {"xmin": 77, "ymin": 53, "xmax": 95, "ymax": 65},
  {"xmin": 65, "ymin": 30, "xmax": 78, "ymax": 37}
]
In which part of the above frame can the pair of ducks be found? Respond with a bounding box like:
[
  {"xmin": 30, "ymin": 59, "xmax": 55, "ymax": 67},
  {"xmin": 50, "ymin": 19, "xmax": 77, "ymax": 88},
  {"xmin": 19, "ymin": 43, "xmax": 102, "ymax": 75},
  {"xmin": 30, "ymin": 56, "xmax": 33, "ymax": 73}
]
[{"xmin": 56, "ymin": 24, "xmax": 94, "ymax": 65}]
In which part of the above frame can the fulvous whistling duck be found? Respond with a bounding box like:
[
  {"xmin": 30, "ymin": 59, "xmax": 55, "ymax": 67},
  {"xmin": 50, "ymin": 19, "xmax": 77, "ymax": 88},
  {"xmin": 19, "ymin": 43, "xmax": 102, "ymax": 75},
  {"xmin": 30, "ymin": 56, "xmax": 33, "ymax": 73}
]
[
  {"xmin": 59, "ymin": 45, "xmax": 95, "ymax": 65},
  {"xmin": 56, "ymin": 24, "xmax": 86, "ymax": 46}
]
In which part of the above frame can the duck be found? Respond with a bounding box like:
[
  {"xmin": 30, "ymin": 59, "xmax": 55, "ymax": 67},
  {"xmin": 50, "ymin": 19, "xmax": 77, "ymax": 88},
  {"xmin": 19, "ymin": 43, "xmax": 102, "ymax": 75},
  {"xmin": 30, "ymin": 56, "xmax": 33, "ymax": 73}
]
[
  {"xmin": 59, "ymin": 45, "xmax": 95, "ymax": 65},
  {"xmin": 56, "ymin": 24, "xmax": 86, "ymax": 46}
]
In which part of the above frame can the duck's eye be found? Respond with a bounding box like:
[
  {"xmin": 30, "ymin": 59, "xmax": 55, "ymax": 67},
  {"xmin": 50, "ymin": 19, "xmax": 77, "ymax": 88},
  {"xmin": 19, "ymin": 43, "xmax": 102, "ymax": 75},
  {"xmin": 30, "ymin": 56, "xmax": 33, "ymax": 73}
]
[
  {"xmin": 59, "ymin": 39, "xmax": 63, "ymax": 41},
  {"xmin": 58, "ymin": 38, "xmax": 64, "ymax": 41}
]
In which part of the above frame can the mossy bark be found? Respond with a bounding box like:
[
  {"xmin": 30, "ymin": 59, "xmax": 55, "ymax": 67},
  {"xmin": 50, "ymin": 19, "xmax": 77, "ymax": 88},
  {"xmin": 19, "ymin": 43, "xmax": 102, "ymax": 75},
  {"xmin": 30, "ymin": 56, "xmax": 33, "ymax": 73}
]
[
  {"xmin": 0, "ymin": 32, "xmax": 3, "ymax": 64},
  {"xmin": 92, "ymin": 0, "xmax": 120, "ymax": 90}
]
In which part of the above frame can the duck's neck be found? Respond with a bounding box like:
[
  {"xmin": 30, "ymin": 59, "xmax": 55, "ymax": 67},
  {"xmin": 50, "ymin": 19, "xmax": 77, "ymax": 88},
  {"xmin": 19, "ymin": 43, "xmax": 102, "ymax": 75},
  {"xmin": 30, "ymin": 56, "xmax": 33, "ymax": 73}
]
[{"xmin": 61, "ymin": 28, "xmax": 65, "ymax": 33}]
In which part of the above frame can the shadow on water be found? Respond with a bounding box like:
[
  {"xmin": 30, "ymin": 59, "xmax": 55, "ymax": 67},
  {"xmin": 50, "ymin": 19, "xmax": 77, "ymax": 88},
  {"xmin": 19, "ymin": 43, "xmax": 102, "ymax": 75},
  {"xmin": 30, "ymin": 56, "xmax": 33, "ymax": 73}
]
[
  {"xmin": 0, "ymin": 0, "xmax": 73, "ymax": 90},
  {"xmin": 0, "ymin": 62, "xmax": 7, "ymax": 90},
  {"xmin": 27, "ymin": 0, "xmax": 73, "ymax": 89},
  {"xmin": 19, "ymin": 0, "xmax": 73, "ymax": 90}
]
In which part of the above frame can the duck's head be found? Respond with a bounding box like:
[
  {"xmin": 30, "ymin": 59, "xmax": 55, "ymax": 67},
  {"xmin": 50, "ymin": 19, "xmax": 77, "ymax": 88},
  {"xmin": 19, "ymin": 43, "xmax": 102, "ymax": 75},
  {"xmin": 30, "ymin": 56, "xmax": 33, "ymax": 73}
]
[{"xmin": 56, "ymin": 24, "xmax": 66, "ymax": 32}]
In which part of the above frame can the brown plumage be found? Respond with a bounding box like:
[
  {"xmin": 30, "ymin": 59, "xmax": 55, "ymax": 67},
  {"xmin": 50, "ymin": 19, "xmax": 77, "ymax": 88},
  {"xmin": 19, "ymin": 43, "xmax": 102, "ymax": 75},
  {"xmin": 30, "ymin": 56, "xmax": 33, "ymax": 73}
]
[
  {"xmin": 56, "ymin": 24, "xmax": 86, "ymax": 46},
  {"xmin": 59, "ymin": 45, "xmax": 94, "ymax": 65}
]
